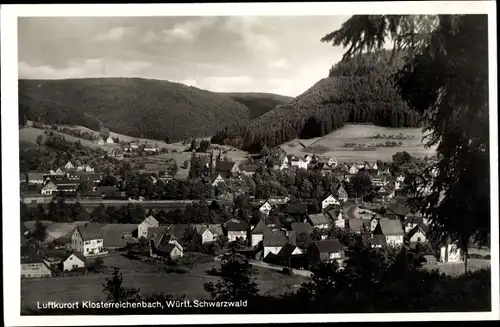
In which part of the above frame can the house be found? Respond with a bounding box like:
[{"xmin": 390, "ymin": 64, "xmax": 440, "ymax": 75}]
[
  {"xmin": 372, "ymin": 176, "xmax": 388, "ymax": 187},
  {"xmin": 347, "ymin": 219, "xmax": 368, "ymax": 234},
  {"xmin": 21, "ymin": 247, "xmax": 52, "ymax": 278},
  {"xmin": 71, "ymin": 223, "xmax": 105, "ymax": 256},
  {"xmin": 64, "ymin": 161, "xmax": 75, "ymax": 170},
  {"xmin": 362, "ymin": 234, "xmax": 387, "ymax": 248},
  {"xmin": 138, "ymin": 216, "xmax": 159, "ymax": 239},
  {"xmin": 130, "ymin": 142, "xmax": 140, "ymax": 150},
  {"xmin": 226, "ymin": 221, "xmax": 249, "ymax": 242},
  {"xmin": 336, "ymin": 185, "xmax": 348, "ymax": 202},
  {"xmin": 40, "ymin": 181, "xmax": 58, "ymax": 195},
  {"xmin": 320, "ymin": 164, "xmax": 332, "ymax": 176},
  {"xmin": 192, "ymin": 224, "xmax": 223, "ymax": 243},
  {"xmin": 144, "ymin": 143, "xmax": 160, "ymax": 153},
  {"xmin": 369, "ymin": 216, "xmax": 380, "ymax": 232},
  {"xmin": 306, "ymin": 213, "xmax": 332, "ymax": 231},
  {"xmin": 285, "ymin": 203, "xmax": 308, "ymax": 221},
  {"xmin": 274, "ymin": 244, "xmax": 304, "ymax": 266},
  {"xmin": 211, "ymin": 174, "xmax": 226, "ymax": 187},
  {"xmin": 55, "ymin": 168, "xmax": 65, "ymax": 176},
  {"xmin": 348, "ymin": 165, "xmax": 359, "ymax": 175},
  {"xmin": 407, "ymin": 225, "xmax": 429, "ymax": 244},
  {"xmin": 62, "ymin": 251, "xmax": 87, "ymax": 271},
  {"xmin": 290, "ymin": 222, "xmax": 313, "ymax": 236},
  {"xmin": 290, "ymin": 158, "xmax": 308, "ymax": 170},
  {"xmin": 51, "ymin": 180, "xmax": 80, "ymax": 193},
  {"xmin": 308, "ymin": 239, "xmax": 345, "ymax": 265},
  {"xmin": 258, "ymin": 201, "xmax": 273, "ymax": 216},
  {"xmin": 149, "ymin": 233, "xmax": 183, "ymax": 259},
  {"xmin": 373, "ymin": 218, "xmax": 404, "ymax": 247},
  {"xmin": 107, "ymin": 149, "xmax": 123, "ymax": 159},
  {"xmin": 26, "ymin": 172, "xmax": 46, "ymax": 184},
  {"xmin": 96, "ymin": 137, "xmax": 105, "ymax": 145},
  {"xmin": 423, "ymin": 255, "xmax": 437, "ymax": 265},
  {"xmin": 95, "ymin": 186, "xmax": 121, "ymax": 198},
  {"xmin": 328, "ymin": 157, "xmax": 338, "ymax": 167},
  {"xmin": 106, "ymin": 136, "xmax": 114, "ymax": 144},
  {"xmin": 321, "ymin": 194, "xmax": 340, "ymax": 210},
  {"xmin": 263, "ymin": 231, "xmax": 288, "ymax": 258},
  {"xmin": 215, "ymin": 160, "xmax": 239, "ymax": 178},
  {"xmin": 251, "ymin": 220, "xmax": 272, "ymax": 246},
  {"xmin": 268, "ymin": 196, "xmax": 290, "ymax": 205},
  {"xmin": 396, "ymin": 174, "xmax": 406, "ymax": 183},
  {"xmin": 240, "ymin": 165, "xmax": 258, "ymax": 176},
  {"xmin": 279, "ymin": 162, "xmax": 289, "ymax": 171},
  {"xmin": 100, "ymin": 224, "xmax": 139, "ymax": 249},
  {"xmin": 377, "ymin": 184, "xmax": 396, "ymax": 201},
  {"xmin": 440, "ymin": 241, "xmax": 462, "ymax": 263},
  {"xmin": 326, "ymin": 208, "xmax": 345, "ymax": 229}
]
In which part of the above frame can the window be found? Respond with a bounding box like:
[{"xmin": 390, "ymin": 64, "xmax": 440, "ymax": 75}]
[
  {"xmin": 417, "ymin": 237, "xmax": 421, "ymax": 242},
  {"xmin": 72, "ymin": 264, "xmax": 78, "ymax": 269},
  {"xmin": 97, "ymin": 240, "xmax": 102, "ymax": 243},
  {"xmin": 85, "ymin": 241, "xmax": 90, "ymax": 245}
]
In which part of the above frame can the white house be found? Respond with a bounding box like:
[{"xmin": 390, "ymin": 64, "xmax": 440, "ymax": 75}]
[
  {"xmin": 263, "ymin": 231, "xmax": 288, "ymax": 258},
  {"xmin": 106, "ymin": 136, "xmax": 114, "ymax": 144},
  {"xmin": 328, "ymin": 157, "xmax": 338, "ymax": 167},
  {"xmin": 64, "ymin": 161, "xmax": 75, "ymax": 170},
  {"xmin": 440, "ymin": 242, "xmax": 462, "ymax": 263},
  {"xmin": 62, "ymin": 251, "xmax": 86, "ymax": 271},
  {"xmin": 348, "ymin": 165, "xmax": 359, "ymax": 175},
  {"xmin": 374, "ymin": 218, "xmax": 404, "ymax": 247},
  {"xmin": 40, "ymin": 181, "xmax": 58, "ymax": 195},
  {"xmin": 304, "ymin": 155, "xmax": 312, "ymax": 164},
  {"xmin": 321, "ymin": 194, "xmax": 340, "ymax": 210},
  {"xmin": 138, "ymin": 216, "xmax": 159, "ymax": 239},
  {"xmin": 337, "ymin": 186, "xmax": 348, "ymax": 202},
  {"xmin": 250, "ymin": 220, "xmax": 271, "ymax": 246},
  {"xmin": 279, "ymin": 162, "xmax": 289, "ymax": 171},
  {"xmin": 226, "ymin": 221, "xmax": 248, "ymax": 242},
  {"xmin": 197, "ymin": 228, "xmax": 215, "ymax": 244},
  {"xmin": 290, "ymin": 159, "xmax": 308, "ymax": 170},
  {"xmin": 370, "ymin": 217, "xmax": 380, "ymax": 232},
  {"xmin": 396, "ymin": 174, "xmax": 405, "ymax": 183},
  {"xmin": 211, "ymin": 174, "xmax": 226, "ymax": 187},
  {"xmin": 55, "ymin": 168, "xmax": 65, "ymax": 176},
  {"xmin": 408, "ymin": 225, "xmax": 428, "ymax": 244},
  {"xmin": 71, "ymin": 224, "xmax": 105, "ymax": 256},
  {"xmin": 259, "ymin": 201, "xmax": 273, "ymax": 216}
]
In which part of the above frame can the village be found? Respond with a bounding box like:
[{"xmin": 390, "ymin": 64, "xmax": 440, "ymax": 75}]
[{"xmin": 20, "ymin": 130, "xmax": 467, "ymax": 290}]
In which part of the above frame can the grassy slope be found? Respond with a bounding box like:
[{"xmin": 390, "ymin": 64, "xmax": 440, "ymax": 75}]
[
  {"xmin": 19, "ymin": 78, "xmax": 251, "ymax": 141},
  {"xmin": 222, "ymin": 92, "xmax": 293, "ymax": 118}
]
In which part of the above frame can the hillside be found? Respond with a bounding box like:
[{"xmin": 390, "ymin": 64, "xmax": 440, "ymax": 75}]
[
  {"xmin": 18, "ymin": 78, "xmax": 251, "ymax": 142},
  {"xmin": 222, "ymin": 92, "xmax": 293, "ymax": 118},
  {"xmin": 211, "ymin": 50, "xmax": 421, "ymax": 153}
]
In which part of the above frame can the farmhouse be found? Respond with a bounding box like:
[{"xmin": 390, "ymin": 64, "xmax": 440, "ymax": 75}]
[
  {"xmin": 440, "ymin": 240, "xmax": 462, "ymax": 263},
  {"xmin": 290, "ymin": 158, "xmax": 308, "ymax": 170},
  {"xmin": 258, "ymin": 201, "xmax": 273, "ymax": 216},
  {"xmin": 326, "ymin": 208, "xmax": 345, "ymax": 229},
  {"xmin": 336, "ymin": 185, "xmax": 348, "ymax": 202},
  {"xmin": 279, "ymin": 162, "xmax": 289, "ymax": 171},
  {"xmin": 308, "ymin": 239, "xmax": 345, "ymax": 265},
  {"xmin": 348, "ymin": 165, "xmax": 359, "ymax": 175},
  {"xmin": 55, "ymin": 168, "xmax": 65, "ymax": 176},
  {"xmin": 101, "ymin": 224, "xmax": 139, "ymax": 249},
  {"xmin": 290, "ymin": 222, "xmax": 313, "ymax": 236},
  {"xmin": 285, "ymin": 203, "xmax": 308, "ymax": 221},
  {"xmin": 211, "ymin": 174, "xmax": 226, "ymax": 187},
  {"xmin": 192, "ymin": 224, "xmax": 223, "ymax": 244},
  {"xmin": 215, "ymin": 160, "xmax": 239, "ymax": 178},
  {"xmin": 21, "ymin": 246, "xmax": 52, "ymax": 279},
  {"xmin": 130, "ymin": 142, "xmax": 140, "ymax": 150},
  {"xmin": 362, "ymin": 234, "xmax": 387, "ymax": 248},
  {"xmin": 144, "ymin": 143, "xmax": 160, "ymax": 153},
  {"xmin": 40, "ymin": 181, "xmax": 58, "ymax": 195},
  {"xmin": 373, "ymin": 218, "xmax": 404, "ymax": 247},
  {"xmin": 347, "ymin": 219, "xmax": 368, "ymax": 234},
  {"xmin": 62, "ymin": 251, "xmax": 87, "ymax": 272},
  {"xmin": 149, "ymin": 234, "xmax": 183, "ymax": 259},
  {"xmin": 96, "ymin": 137, "xmax": 105, "ymax": 145},
  {"xmin": 226, "ymin": 221, "xmax": 249, "ymax": 242},
  {"xmin": 377, "ymin": 184, "xmax": 396, "ymax": 201},
  {"xmin": 268, "ymin": 196, "xmax": 290, "ymax": 205},
  {"xmin": 71, "ymin": 223, "xmax": 105, "ymax": 256},
  {"xmin": 263, "ymin": 231, "xmax": 288, "ymax": 258},
  {"xmin": 251, "ymin": 220, "xmax": 272, "ymax": 246},
  {"xmin": 306, "ymin": 213, "xmax": 332, "ymax": 231},
  {"xmin": 64, "ymin": 161, "xmax": 75, "ymax": 171},
  {"xmin": 106, "ymin": 136, "xmax": 114, "ymax": 144},
  {"xmin": 273, "ymin": 244, "xmax": 304, "ymax": 266},
  {"xmin": 25, "ymin": 172, "xmax": 46, "ymax": 184},
  {"xmin": 138, "ymin": 216, "xmax": 159, "ymax": 239},
  {"xmin": 328, "ymin": 157, "xmax": 338, "ymax": 167},
  {"xmin": 407, "ymin": 225, "xmax": 429, "ymax": 244},
  {"xmin": 321, "ymin": 194, "xmax": 340, "ymax": 210},
  {"xmin": 240, "ymin": 165, "xmax": 258, "ymax": 176}
]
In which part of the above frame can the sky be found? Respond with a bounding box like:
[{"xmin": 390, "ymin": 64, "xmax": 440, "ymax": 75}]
[{"xmin": 18, "ymin": 16, "xmax": 350, "ymax": 97}]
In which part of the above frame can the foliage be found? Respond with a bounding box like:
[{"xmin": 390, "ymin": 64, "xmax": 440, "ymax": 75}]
[
  {"xmin": 212, "ymin": 50, "xmax": 421, "ymax": 152},
  {"xmin": 203, "ymin": 254, "xmax": 259, "ymax": 301},
  {"xmin": 350, "ymin": 171, "xmax": 373, "ymax": 197},
  {"xmin": 223, "ymin": 92, "xmax": 293, "ymax": 119},
  {"xmin": 19, "ymin": 78, "xmax": 251, "ymax": 142},
  {"xmin": 88, "ymin": 257, "xmax": 105, "ymax": 273},
  {"xmin": 102, "ymin": 267, "xmax": 140, "ymax": 302}
]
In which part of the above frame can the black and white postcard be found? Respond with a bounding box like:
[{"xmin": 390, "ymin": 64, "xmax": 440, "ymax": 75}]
[{"xmin": 1, "ymin": 1, "xmax": 499, "ymax": 325}]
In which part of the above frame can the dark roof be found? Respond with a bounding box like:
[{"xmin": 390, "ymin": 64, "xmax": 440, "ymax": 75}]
[
  {"xmin": 313, "ymin": 239, "xmax": 343, "ymax": 254},
  {"xmin": 252, "ymin": 220, "xmax": 272, "ymax": 235},
  {"xmin": 166, "ymin": 224, "xmax": 194, "ymax": 240},
  {"xmin": 26, "ymin": 172, "xmax": 45, "ymax": 181},
  {"xmin": 263, "ymin": 231, "xmax": 288, "ymax": 247},
  {"xmin": 277, "ymin": 243, "xmax": 300, "ymax": 258},
  {"xmin": 348, "ymin": 219, "xmax": 365, "ymax": 232},
  {"xmin": 326, "ymin": 209, "xmax": 342, "ymax": 221},
  {"xmin": 386, "ymin": 204, "xmax": 411, "ymax": 217},
  {"xmin": 291, "ymin": 222, "xmax": 312, "ymax": 234},
  {"xmin": 377, "ymin": 218, "xmax": 404, "ymax": 236},
  {"xmin": 407, "ymin": 225, "xmax": 429, "ymax": 239},
  {"xmin": 241, "ymin": 165, "xmax": 258, "ymax": 172},
  {"xmin": 66, "ymin": 250, "xmax": 87, "ymax": 263},
  {"xmin": 370, "ymin": 235, "xmax": 387, "ymax": 247},
  {"xmin": 146, "ymin": 226, "xmax": 169, "ymax": 239},
  {"xmin": 226, "ymin": 221, "xmax": 249, "ymax": 232},
  {"xmin": 307, "ymin": 213, "xmax": 331, "ymax": 226},
  {"xmin": 95, "ymin": 186, "xmax": 120, "ymax": 195},
  {"xmin": 285, "ymin": 203, "xmax": 308, "ymax": 215},
  {"xmin": 76, "ymin": 223, "xmax": 104, "ymax": 241},
  {"xmin": 101, "ymin": 224, "xmax": 139, "ymax": 248},
  {"xmin": 216, "ymin": 161, "xmax": 236, "ymax": 172},
  {"xmin": 21, "ymin": 246, "xmax": 46, "ymax": 265}
]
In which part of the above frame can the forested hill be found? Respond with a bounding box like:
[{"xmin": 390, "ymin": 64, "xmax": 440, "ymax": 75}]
[
  {"xmin": 211, "ymin": 50, "xmax": 421, "ymax": 152},
  {"xmin": 18, "ymin": 78, "xmax": 251, "ymax": 142},
  {"xmin": 222, "ymin": 92, "xmax": 293, "ymax": 118}
]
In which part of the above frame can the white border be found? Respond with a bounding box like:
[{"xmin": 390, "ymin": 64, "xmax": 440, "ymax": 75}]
[{"xmin": 2, "ymin": 2, "xmax": 499, "ymax": 326}]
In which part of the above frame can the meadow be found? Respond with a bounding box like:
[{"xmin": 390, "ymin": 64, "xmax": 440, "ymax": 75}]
[
  {"xmin": 21, "ymin": 253, "xmax": 306, "ymax": 313},
  {"xmin": 279, "ymin": 124, "xmax": 437, "ymax": 163}
]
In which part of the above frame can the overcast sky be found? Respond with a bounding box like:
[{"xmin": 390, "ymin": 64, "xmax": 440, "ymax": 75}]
[{"xmin": 18, "ymin": 16, "xmax": 350, "ymax": 97}]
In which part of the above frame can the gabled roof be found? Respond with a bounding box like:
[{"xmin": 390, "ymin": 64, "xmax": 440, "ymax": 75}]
[
  {"xmin": 407, "ymin": 224, "xmax": 429, "ymax": 238},
  {"xmin": 386, "ymin": 204, "xmax": 411, "ymax": 217},
  {"xmin": 241, "ymin": 165, "xmax": 258, "ymax": 172},
  {"xmin": 263, "ymin": 230, "xmax": 288, "ymax": 247},
  {"xmin": 76, "ymin": 223, "xmax": 104, "ymax": 241},
  {"xmin": 348, "ymin": 219, "xmax": 365, "ymax": 232},
  {"xmin": 95, "ymin": 186, "xmax": 120, "ymax": 195},
  {"xmin": 285, "ymin": 203, "xmax": 308, "ymax": 215},
  {"xmin": 370, "ymin": 235, "xmax": 387, "ymax": 247},
  {"xmin": 166, "ymin": 224, "xmax": 194, "ymax": 240},
  {"xmin": 277, "ymin": 243, "xmax": 300, "ymax": 258},
  {"xmin": 66, "ymin": 250, "xmax": 87, "ymax": 263},
  {"xmin": 252, "ymin": 220, "xmax": 272, "ymax": 235},
  {"xmin": 101, "ymin": 224, "xmax": 139, "ymax": 248},
  {"xmin": 307, "ymin": 213, "xmax": 331, "ymax": 226},
  {"xmin": 226, "ymin": 221, "xmax": 249, "ymax": 232},
  {"xmin": 216, "ymin": 161, "xmax": 236, "ymax": 172},
  {"xmin": 146, "ymin": 226, "xmax": 169, "ymax": 239},
  {"xmin": 141, "ymin": 216, "xmax": 159, "ymax": 228},
  {"xmin": 26, "ymin": 172, "xmax": 45, "ymax": 181},
  {"xmin": 377, "ymin": 218, "xmax": 404, "ymax": 236},
  {"xmin": 326, "ymin": 209, "xmax": 342, "ymax": 221},
  {"xmin": 313, "ymin": 239, "xmax": 343, "ymax": 254},
  {"xmin": 291, "ymin": 222, "xmax": 312, "ymax": 234},
  {"xmin": 21, "ymin": 247, "xmax": 47, "ymax": 265}
]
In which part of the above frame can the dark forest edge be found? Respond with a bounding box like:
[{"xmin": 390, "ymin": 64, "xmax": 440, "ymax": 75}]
[{"xmin": 211, "ymin": 50, "xmax": 422, "ymax": 153}]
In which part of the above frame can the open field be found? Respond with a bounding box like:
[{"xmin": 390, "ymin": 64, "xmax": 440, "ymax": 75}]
[
  {"xmin": 21, "ymin": 253, "xmax": 307, "ymax": 312},
  {"xmin": 279, "ymin": 124, "xmax": 437, "ymax": 163},
  {"xmin": 422, "ymin": 259, "xmax": 490, "ymax": 276}
]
